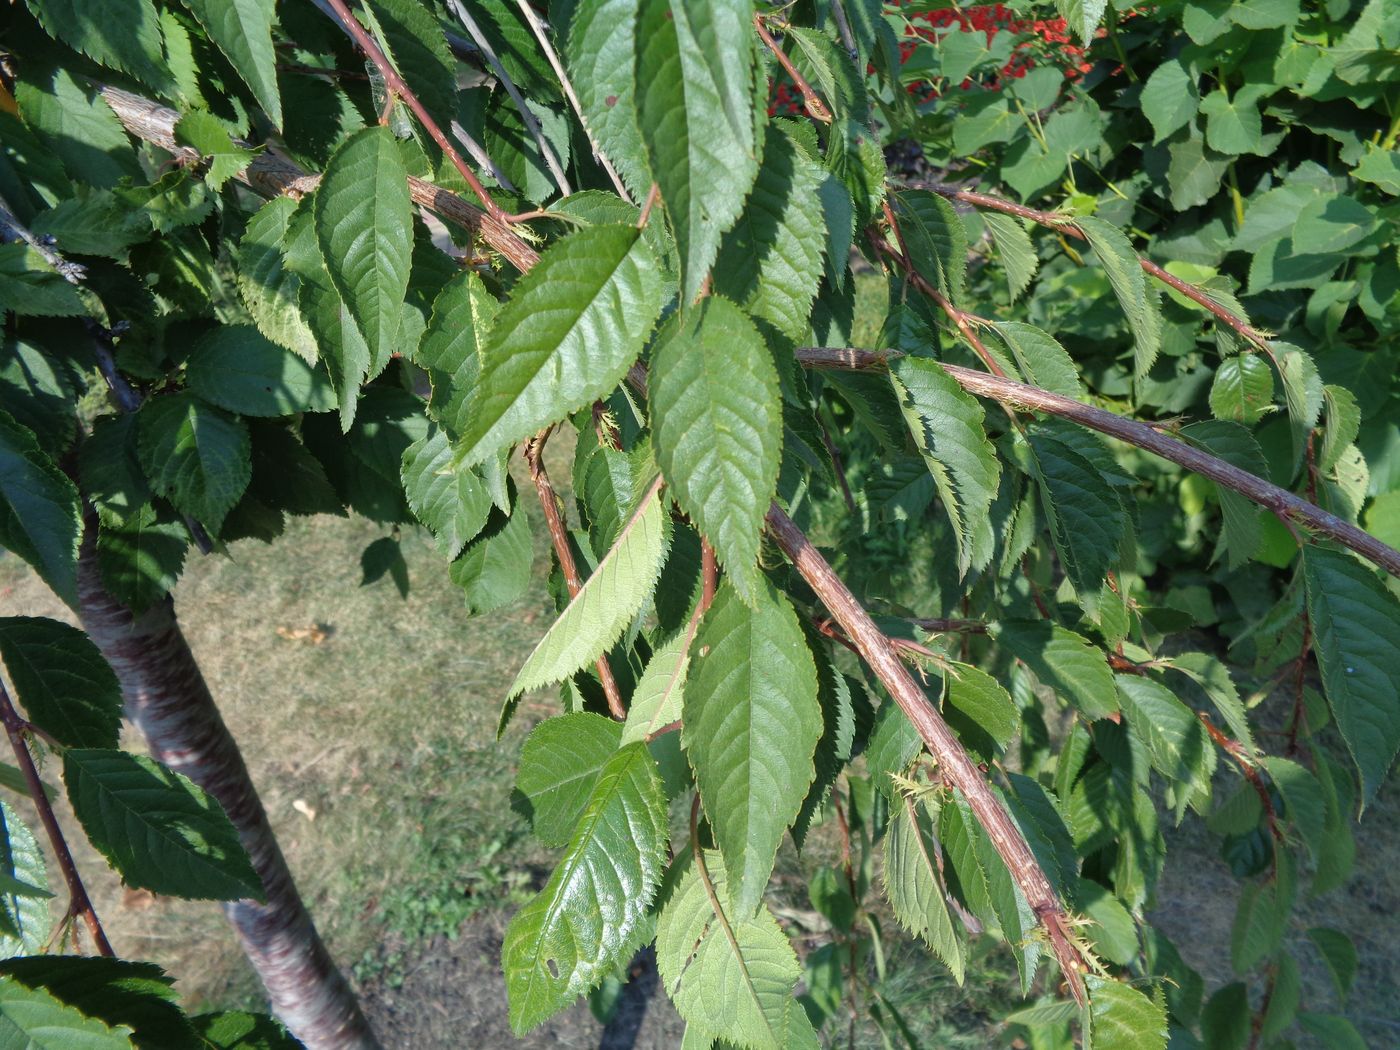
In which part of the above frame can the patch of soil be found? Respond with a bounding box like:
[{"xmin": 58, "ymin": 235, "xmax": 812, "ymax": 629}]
[{"xmin": 357, "ymin": 912, "xmax": 687, "ymax": 1049}]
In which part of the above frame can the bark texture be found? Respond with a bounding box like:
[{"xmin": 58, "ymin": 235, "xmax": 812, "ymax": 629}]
[{"xmin": 76, "ymin": 526, "xmax": 380, "ymax": 1050}]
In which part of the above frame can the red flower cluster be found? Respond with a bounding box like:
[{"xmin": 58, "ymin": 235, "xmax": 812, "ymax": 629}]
[{"xmin": 766, "ymin": 3, "xmax": 1111, "ymax": 117}]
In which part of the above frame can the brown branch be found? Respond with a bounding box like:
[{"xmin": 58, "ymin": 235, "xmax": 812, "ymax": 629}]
[
  {"xmin": 523, "ymin": 429, "xmax": 626, "ymax": 720},
  {"xmin": 317, "ymin": 0, "xmax": 509, "ymax": 219},
  {"xmin": 765, "ymin": 505, "xmax": 1089, "ymax": 1004},
  {"xmin": 0, "ymin": 682, "xmax": 113, "ymax": 957},
  {"xmin": 790, "ymin": 347, "xmax": 1400, "ymax": 579},
  {"xmin": 1197, "ymin": 713, "xmax": 1281, "ymax": 844},
  {"xmin": 754, "ymin": 14, "xmax": 833, "ymax": 123},
  {"xmin": 911, "ymin": 183, "xmax": 1274, "ymax": 352},
  {"xmin": 98, "ymin": 87, "xmax": 539, "ymax": 274}
]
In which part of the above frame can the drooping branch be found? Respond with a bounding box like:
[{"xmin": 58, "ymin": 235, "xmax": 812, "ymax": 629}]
[
  {"xmin": 754, "ymin": 14, "xmax": 833, "ymax": 123},
  {"xmin": 764, "ymin": 505, "xmax": 1090, "ymax": 1004},
  {"xmin": 0, "ymin": 681, "xmax": 114, "ymax": 957},
  {"xmin": 523, "ymin": 429, "xmax": 627, "ymax": 720},
  {"xmin": 791, "ymin": 346, "xmax": 1400, "ymax": 579},
  {"xmin": 98, "ymin": 88, "xmax": 540, "ymax": 273},
  {"xmin": 909, "ymin": 182, "xmax": 1274, "ymax": 352}
]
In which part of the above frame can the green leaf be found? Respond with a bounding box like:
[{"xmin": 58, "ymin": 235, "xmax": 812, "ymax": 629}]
[
  {"xmin": 1055, "ymin": 0, "xmax": 1108, "ymax": 42},
  {"xmin": 714, "ymin": 127, "xmax": 826, "ymax": 341},
  {"xmin": 1076, "ymin": 216, "xmax": 1160, "ymax": 381},
  {"xmin": 567, "ymin": 0, "xmax": 651, "ymax": 199},
  {"xmin": 1307, "ymin": 927, "xmax": 1357, "ymax": 1001},
  {"xmin": 63, "ymin": 749, "xmax": 263, "ymax": 901},
  {"xmin": 0, "ymin": 245, "xmax": 86, "ymax": 318},
  {"xmin": 896, "ymin": 190, "xmax": 968, "ymax": 306},
  {"xmin": 361, "ymin": 0, "xmax": 457, "ymax": 129},
  {"xmin": 1352, "ymin": 144, "xmax": 1400, "ymax": 196},
  {"xmin": 1116, "ymin": 675, "xmax": 1214, "ymax": 806},
  {"xmin": 0, "ymin": 975, "xmax": 133, "ymax": 1049},
  {"xmin": 622, "ymin": 630, "xmax": 691, "ymax": 746},
  {"xmin": 1232, "ymin": 851, "xmax": 1296, "ymax": 973},
  {"xmin": 236, "ymin": 197, "xmax": 318, "ymax": 363},
  {"xmin": 1292, "ymin": 195, "xmax": 1376, "ymax": 254},
  {"xmin": 883, "ymin": 795, "xmax": 964, "ymax": 982},
  {"xmin": 1319, "ymin": 384, "xmax": 1361, "ymax": 473},
  {"xmin": 179, "ymin": 0, "xmax": 282, "ymax": 127},
  {"xmin": 0, "ymin": 618, "xmax": 121, "ymax": 750},
  {"xmin": 450, "ymin": 492, "xmax": 532, "ymax": 615},
  {"xmin": 1180, "ymin": 420, "xmax": 1269, "ymax": 570},
  {"xmin": 0, "ymin": 410, "xmax": 81, "ymax": 609},
  {"xmin": 982, "ymin": 212, "xmax": 1038, "ymax": 302},
  {"xmin": 889, "ymin": 356, "xmax": 1000, "ymax": 576},
  {"xmin": 136, "ymin": 394, "xmax": 251, "ymax": 532},
  {"xmin": 515, "ymin": 713, "xmax": 623, "ymax": 848},
  {"xmin": 1166, "ymin": 132, "xmax": 1229, "ymax": 211},
  {"xmin": 313, "ymin": 127, "xmax": 412, "ymax": 370},
  {"xmin": 14, "ymin": 69, "xmax": 139, "ymax": 190},
  {"xmin": 990, "ymin": 322, "xmax": 1083, "ymax": 399},
  {"xmin": 96, "ymin": 515, "xmax": 188, "ymax": 615},
  {"xmin": 400, "ymin": 427, "xmax": 491, "ymax": 560},
  {"xmin": 0, "ymin": 802, "xmax": 52, "ymax": 956},
  {"xmin": 1168, "ymin": 652, "xmax": 1255, "ymax": 755},
  {"xmin": 683, "ymin": 580, "xmax": 821, "ymax": 919},
  {"xmin": 416, "ymin": 270, "xmax": 499, "ymax": 439},
  {"xmin": 190, "ymin": 1011, "xmax": 300, "ymax": 1049},
  {"xmin": 997, "ymin": 621, "xmax": 1117, "ymax": 720},
  {"xmin": 636, "ymin": 0, "xmax": 761, "ymax": 303},
  {"xmin": 23, "ymin": 0, "xmax": 171, "ymax": 95},
  {"xmin": 1208, "ymin": 355, "xmax": 1274, "ymax": 425},
  {"xmin": 655, "ymin": 851, "xmax": 819, "ymax": 1050},
  {"xmin": 650, "ymin": 297, "xmax": 781, "ymax": 603},
  {"xmin": 506, "ymin": 481, "xmax": 667, "ymax": 708},
  {"xmin": 1261, "ymin": 756, "xmax": 1325, "ymax": 859},
  {"xmin": 173, "ymin": 110, "xmax": 253, "ymax": 189},
  {"xmin": 945, "ymin": 662, "xmax": 1018, "ymax": 752},
  {"xmin": 1200, "ymin": 89, "xmax": 1263, "ymax": 155},
  {"xmin": 1027, "ymin": 430, "xmax": 1126, "ymax": 598},
  {"xmin": 185, "ymin": 325, "xmax": 335, "ymax": 417},
  {"xmin": 1141, "ymin": 59, "xmax": 1199, "ymax": 143},
  {"xmin": 1303, "ymin": 546, "xmax": 1400, "ymax": 806},
  {"xmin": 1298, "ymin": 1013, "xmax": 1366, "ymax": 1050},
  {"xmin": 454, "ymin": 225, "xmax": 662, "ymax": 466},
  {"xmin": 1085, "ymin": 975, "xmax": 1167, "ymax": 1050},
  {"xmin": 1274, "ymin": 343, "xmax": 1324, "ymax": 469},
  {"xmin": 503, "ymin": 742, "xmax": 667, "ymax": 1033}
]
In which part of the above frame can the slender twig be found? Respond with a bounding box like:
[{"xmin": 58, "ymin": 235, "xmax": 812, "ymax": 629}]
[
  {"xmin": 700, "ymin": 541, "xmax": 718, "ymax": 612},
  {"xmin": 98, "ymin": 86, "xmax": 539, "ymax": 272},
  {"xmin": 1197, "ymin": 713, "xmax": 1281, "ymax": 845},
  {"xmin": 317, "ymin": 0, "xmax": 509, "ymax": 220},
  {"xmin": 523, "ymin": 429, "xmax": 626, "ymax": 720},
  {"xmin": 765, "ymin": 506, "xmax": 1090, "ymax": 1004},
  {"xmin": 754, "ymin": 14, "xmax": 833, "ymax": 122},
  {"xmin": 828, "ymin": 0, "xmax": 861, "ymax": 62},
  {"xmin": 512, "ymin": 0, "xmax": 630, "ymax": 201},
  {"xmin": 0, "ymin": 682, "xmax": 113, "ymax": 957},
  {"xmin": 448, "ymin": 0, "xmax": 572, "ymax": 199},
  {"xmin": 790, "ymin": 348, "xmax": 1400, "ymax": 579},
  {"xmin": 0, "ymin": 196, "xmax": 86, "ymax": 283},
  {"xmin": 636, "ymin": 184, "xmax": 661, "ymax": 229},
  {"xmin": 907, "ymin": 182, "xmax": 1275, "ymax": 352},
  {"xmin": 815, "ymin": 406, "xmax": 858, "ymax": 515}
]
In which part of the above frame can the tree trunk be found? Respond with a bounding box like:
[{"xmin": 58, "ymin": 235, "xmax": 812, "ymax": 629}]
[{"xmin": 75, "ymin": 526, "xmax": 381, "ymax": 1050}]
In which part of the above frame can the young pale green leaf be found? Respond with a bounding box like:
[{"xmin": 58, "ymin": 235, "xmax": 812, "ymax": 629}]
[
  {"xmin": 997, "ymin": 621, "xmax": 1117, "ymax": 720},
  {"xmin": 1085, "ymin": 975, "xmax": 1167, "ymax": 1050},
  {"xmin": 506, "ymin": 480, "xmax": 668, "ymax": 706},
  {"xmin": 883, "ymin": 795, "xmax": 965, "ymax": 982},
  {"xmin": 136, "ymin": 393, "xmax": 251, "ymax": 532},
  {"xmin": 650, "ymin": 297, "xmax": 781, "ymax": 603},
  {"xmin": 63, "ymin": 749, "xmax": 263, "ymax": 902},
  {"xmin": 23, "ymin": 0, "xmax": 171, "ymax": 97},
  {"xmin": 0, "ymin": 975, "xmax": 134, "ymax": 1049},
  {"xmin": 990, "ymin": 321, "xmax": 1083, "ymax": 399},
  {"xmin": 567, "ymin": 0, "xmax": 651, "ymax": 198},
  {"xmin": 0, "ymin": 618, "xmax": 121, "ymax": 750},
  {"xmin": 714, "ymin": 127, "xmax": 826, "ymax": 340},
  {"xmin": 235, "ymin": 196, "xmax": 318, "ymax": 363},
  {"xmin": 173, "ymin": 111, "xmax": 253, "ymax": 189},
  {"xmin": 889, "ymin": 356, "xmax": 1000, "ymax": 576},
  {"xmin": 655, "ymin": 851, "xmax": 820, "ymax": 1050},
  {"xmin": 636, "ymin": 0, "xmax": 761, "ymax": 303},
  {"xmin": 982, "ymin": 211, "xmax": 1038, "ymax": 302},
  {"xmin": 1303, "ymin": 546, "xmax": 1400, "ymax": 806},
  {"xmin": 622, "ymin": 630, "xmax": 691, "ymax": 746},
  {"xmin": 0, "ymin": 801, "xmax": 52, "ymax": 957},
  {"xmin": 683, "ymin": 580, "xmax": 821, "ymax": 920},
  {"xmin": 185, "ymin": 325, "xmax": 335, "ymax": 417},
  {"xmin": 400, "ymin": 427, "xmax": 491, "ymax": 560},
  {"xmin": 313, "ymin": 127, "xmax": 412, "ymax": 369},
  {"xmin": 454, "ymin": 225, "xmax": 662, "ymax": 467},
  {"xmin": 514, "ymin": 713, "xmax": 623, "ymax": 848},
  {"xmin": 1208, "ymin": 354, "xmax": 1275, "ymax": 425},
  {"xmin": 416, "ymin": 270, "xmax": 499, "ymax": 439},
  {"xmin": 1027, "ymin": 429, "xmax": 1126, "ymax": 597},
  {"xmin": 0, "ymin": 410, "xmax": 81, "ymax": 609},
  {"xmin": 1075, "ymin": 216, "xmax": 1160, "ymax": 382},
  {"xmin": 180, "ymin": 0, "xmax": 281, "ymax": 127},
  {"xmin": 896, "ymin": 190, "xmax": 968, "ymax": 306},
  {"xmin": 503, "ymin": 742, "xmax": 667, "ymax": 1033}
]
